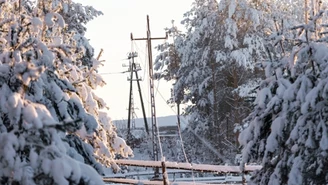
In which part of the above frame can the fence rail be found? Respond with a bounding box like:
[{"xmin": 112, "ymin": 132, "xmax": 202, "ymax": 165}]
[
  {"xmin": 103, "ymin": 159, "xmax": 261, "ymax": 184},
  {"xmin": 103, "ymin": 178, "xmax": 244, "ymax": 185},
  {"xmin": 113, "ymin": 159, "xmax": 261, "ymax": 173}
]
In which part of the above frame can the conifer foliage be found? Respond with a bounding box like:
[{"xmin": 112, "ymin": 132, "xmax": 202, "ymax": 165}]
[
  {"xmin": 0, "ymin": 0, "xmax": 131, "ymax": 184},
  {"xmin": 155, "ymin": 0, "xmax": 268, "ymax": 163},
  {"xmin": 240, "ymin": 5, "xmax": 328, "ymax": 185}
]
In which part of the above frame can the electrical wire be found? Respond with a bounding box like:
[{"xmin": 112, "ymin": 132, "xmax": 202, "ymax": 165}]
[
  {"xmin": 155, "ymin": 87, "xmax": 189, "ymax": 162},
  {"xmin": 156, "ymin": 118, "xmax": 164, "ymax": 161},
  {"xmin": 149, "ymin": 35, "xmax": 193, "ymax": 175},
  {"xmin": 99, "ymin": 71, "xmax": 126, "ymax": 75},
  {"xmin": 147, "ymin": 41, "xmax": 165, "ymax": 161},
  {"xmin": 132, "ymin": 37, "xmax": 197, "ymax": 175},
  {"xmin": 153, "ymin": 49, "xmax": 161, "ymax": 98},
  {"xmin": 155, "ymin": 83, "xmax": 196, "ymax": 184},
  {"xmin": 127, "ymin": 25, "xmax": 225, "ymax": 183},
  {"xmin": 139, "ymin": 41, "xmax": 148, "ymax": 81},
  {"xmin": 131, "ymin": 41, "xmax": 147, "ymax": 82},
  {"xmin": 155, "ymin": 87, "xmax": 227, "ymax": 162},
  {"xmin": 176, "ymin": 115, "xmax": 189, "ymax": 163},
  {"xmin": 139, "ymin": 39, "xmax": 166, "ymax": 162}
]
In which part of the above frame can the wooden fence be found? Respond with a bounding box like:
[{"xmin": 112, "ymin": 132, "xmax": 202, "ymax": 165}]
[{"xmin": 103, "ymin": 159, "xmax": 261, "ymax": 184}]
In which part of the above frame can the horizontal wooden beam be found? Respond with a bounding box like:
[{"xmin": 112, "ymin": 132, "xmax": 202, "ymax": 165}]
[
  {"xmin": 103, "ymin": 178, "xmax": 243, "ymax": 185},
  {"xmin": 114, "ymin": 159, "xmax": 261, "ymax": 173},
  {"xmin": 131, "ymin": 37, "xmax": 168, "ymax": 41},
  {"xmin": 130, "ymin": 32, "xmax": 168, "ymax": 41}
]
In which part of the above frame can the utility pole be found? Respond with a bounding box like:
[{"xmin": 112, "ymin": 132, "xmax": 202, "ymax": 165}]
[
  {"xmin": 130, "ymin": 15, "xmax": 167, "ymax": 179},
  {"xmin": 128, "ymin": 92, "xmax": 138, "ymax": 129},
  {"xmin": 124, "ymin": 52, "xmax": 149, "ymax": 144}
]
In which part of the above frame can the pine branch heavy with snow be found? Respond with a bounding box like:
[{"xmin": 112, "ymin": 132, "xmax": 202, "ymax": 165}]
[
  {"xmin": 240, "ymin": 7, "xmax": 328, "ymax": 185},
  {"xmin": 154, "ymin": 0, "xmax": 270, "ymax": 163},
  {"xmin": 0, "ymin": 0, "xmax": 132, "ymax": 184}
]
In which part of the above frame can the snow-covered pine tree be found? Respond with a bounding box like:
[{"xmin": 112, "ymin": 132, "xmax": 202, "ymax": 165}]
[
  {"xmin": 52, "ymin": 0, "xmax": 133, "ymax": 172},
  {"xmin": 58, "ymin": 1, "xmax": 103, "ymax": 68},
  {"xmin": 33, "ymin": 0, "xmax": 133, "ymax": 174},
  {"xmin": 175, "ymin": 0, "xmax": 224, "ymax": 163},
  {"xmin": 154, "ymin": 24, "xmax": 186, "ymax": 163},
  {"xmin": 0, "ymin": 0, "xmax": 132, "ymax": 183},
  {"xmin": 0, "ymin": 0, "xmax": 105, "ymax": 184},
  {"xmin": 154, "ymin": 0, "xmax": 270, "ymax": 163},
  {"xmin": 233, "ymin": 0, "xmax": 315, "ymax": 135},
  {"xmin": 154, "ymin": 21, "xmax": 182, "ymax": 82},
  {"xmin": 239, "ymin": 4, "xmax": 328, "ymax": 184},
  {"xmin": 214, "ymin": 0, "xmax": 276, "ymax": 146}
]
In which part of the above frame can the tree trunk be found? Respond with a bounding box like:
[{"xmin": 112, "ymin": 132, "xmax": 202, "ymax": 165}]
[
  {"xmin": 305, "ymin": 0, "xmax": 308, "ymax": 24},
  {"xmin": 211, "ymin": 58, "xmax": 220, "ymax": 150}
]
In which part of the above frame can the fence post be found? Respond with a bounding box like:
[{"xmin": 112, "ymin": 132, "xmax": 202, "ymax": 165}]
[
  {"xmin": 242, "ymin": 163, "xmax": 246, "ymax": 185},
  {"xmin": 161, "ymin": 158, "xmax": 169, "ymax": 185}
]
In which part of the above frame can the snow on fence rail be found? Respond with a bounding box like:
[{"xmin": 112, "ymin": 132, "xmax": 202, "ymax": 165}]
[
  {"xmin": 103, "ymin": 160, "xmax": 261, "ymax": 184},
  {"xmin": 113, "ymin": 159, "xmax": 261, "ymax": 173},
  {"xmin": 103, "ymin": 178, "xmax": 243, "ymax": 185},
  {"xmin": 104, "ymin": 170, "xmax": 190, "ymax": 178}
]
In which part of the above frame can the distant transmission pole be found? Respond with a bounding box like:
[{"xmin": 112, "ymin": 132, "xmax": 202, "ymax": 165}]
[
  {"xmin": 129, "ymin": 91, "xmax": 138, "ymax": 129},
  {"xmin": 130, "ymin": 15, "xmax": 167, "ymax": 179},
  {"xmin": 123, "ymin": 52, "xmax": 149, "ymax": 143},
  {"xmin": 126, "ymin": 90, "xmax": 138, "ymax": 130}
]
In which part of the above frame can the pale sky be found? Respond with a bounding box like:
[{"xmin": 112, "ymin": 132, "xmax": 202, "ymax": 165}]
[{"xmin": 74, "ymin": 0, "xmax": 193, "ymax": 121}]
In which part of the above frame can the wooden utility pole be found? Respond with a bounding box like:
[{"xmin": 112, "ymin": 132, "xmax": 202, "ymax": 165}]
[
  {"xmin": 126, "ymin": 54, "xmax": 134, "ymax": 142},
  {"xmin": 125, "ymin": 52, "xmax": 149, "ymax": 142},
  {"xmin": 130, "ymin": 15, "xmax": 167, "ymax": 179}
]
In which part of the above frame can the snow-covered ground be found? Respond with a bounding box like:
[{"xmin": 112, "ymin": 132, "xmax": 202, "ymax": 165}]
[{"xmin": 107, "ymin": 115, "xmax": 259, "ymax": 184}]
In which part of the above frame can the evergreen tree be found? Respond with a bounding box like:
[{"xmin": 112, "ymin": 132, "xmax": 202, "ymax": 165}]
[
  {"xmin": 0, "ymin": 0, "xmax": 131, "ymax": 184},
  {"xmin": 155, "ymin": 0, "xmax": 269, "ymax": 163},
  {"xmin": 154, "ymin": 21, "xmax": 181, "ymax": 81},
  {"xmin": 57, "ymin": 1, "xmax": 103, "ymax": 68},
  {"xmin": 240, "ymin": 4, "xmax": 328, "ymax": 184}
]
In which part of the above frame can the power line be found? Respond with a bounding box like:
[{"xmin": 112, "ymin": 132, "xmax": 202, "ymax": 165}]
[
  {"xmin": 155, "ymin": 87, "xmax": 227, "ymax": 162},
  {"xmin": 131, "ymin": 23, "xmax": 190, "ymax": 165},
  {"xmin": 132, "ymin": 40, "xmax": 148, "ymax": 84},
  {"xmin": 130, "ymin": 15, "xmax": 167, "ymax": 179},
  {"xmin": 154, "ymin": 85, "xmax": 189, "ymax": 161},
  {"xmin": 155, "ymin": 84, "xmax": 195, "ymax": 183},
  {"xmin": 99, "ymin": 71, "xmax": 126, "ymax": 75},
  {"xmin": 125, "ymin": 52, "xmax": 149, "ymax": 136}
]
